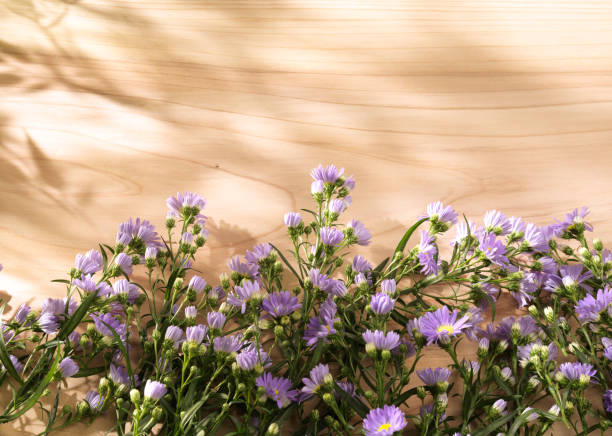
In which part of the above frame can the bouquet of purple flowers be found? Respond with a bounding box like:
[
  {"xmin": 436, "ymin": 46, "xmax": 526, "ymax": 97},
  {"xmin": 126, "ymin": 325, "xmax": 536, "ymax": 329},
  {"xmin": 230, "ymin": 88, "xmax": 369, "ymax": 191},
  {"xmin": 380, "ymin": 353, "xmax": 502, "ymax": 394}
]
[{"xmin": 0, "ymin": 165, "xmax": 610, "ymax": 435}]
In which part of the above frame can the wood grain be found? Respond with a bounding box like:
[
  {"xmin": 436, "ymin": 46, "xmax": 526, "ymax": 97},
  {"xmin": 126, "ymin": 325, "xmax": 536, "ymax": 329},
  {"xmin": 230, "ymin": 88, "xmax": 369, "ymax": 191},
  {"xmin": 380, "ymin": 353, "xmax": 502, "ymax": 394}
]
[{"xmin": 1, "ymin": 1, "xmax": 612, "ymax": 434}]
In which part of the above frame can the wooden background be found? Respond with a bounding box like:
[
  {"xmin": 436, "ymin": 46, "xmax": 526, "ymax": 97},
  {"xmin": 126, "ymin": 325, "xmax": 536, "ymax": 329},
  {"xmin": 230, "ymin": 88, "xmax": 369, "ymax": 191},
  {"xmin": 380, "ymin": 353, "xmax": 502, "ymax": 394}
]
[{"xmin": 1, "ymin": 0, "xmax": 612, "ymax": 434}]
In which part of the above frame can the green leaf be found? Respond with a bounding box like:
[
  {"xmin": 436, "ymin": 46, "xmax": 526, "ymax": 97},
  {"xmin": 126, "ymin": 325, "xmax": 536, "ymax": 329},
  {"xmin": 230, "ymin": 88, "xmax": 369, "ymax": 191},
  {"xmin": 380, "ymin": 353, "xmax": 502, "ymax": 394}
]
[
  {"xmin": 269, "ymin": 243, "xmax": 303, "ymax": 287},
  {"xmin": 473, "ymin": 410, "xmax": 518, "ymax": 436},
  {"xmin": 0, "ymin": 304, "xmax": 23, "ymax": 384},
  {"xmin": 335, "ymin": 384, "xmax": 369, "ymax": 418},
  {"xmin": 393, "ymin": 218, "xmax": 428, "ymax": 255},
  {"xmin": 57, "ymin": 289, "xmax": 100, "ymax": 341},
  {"xmin": 50, "ymin": 279, "xmax": 71, "ymax": 284}
]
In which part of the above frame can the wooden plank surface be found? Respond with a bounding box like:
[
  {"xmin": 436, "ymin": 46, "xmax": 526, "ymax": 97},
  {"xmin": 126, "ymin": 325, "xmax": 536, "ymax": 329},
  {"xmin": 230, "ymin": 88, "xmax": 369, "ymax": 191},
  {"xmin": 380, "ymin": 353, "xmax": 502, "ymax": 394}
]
[{"xmin": 1, "ymin": 1, "xmax": 612, "ymax": 434}]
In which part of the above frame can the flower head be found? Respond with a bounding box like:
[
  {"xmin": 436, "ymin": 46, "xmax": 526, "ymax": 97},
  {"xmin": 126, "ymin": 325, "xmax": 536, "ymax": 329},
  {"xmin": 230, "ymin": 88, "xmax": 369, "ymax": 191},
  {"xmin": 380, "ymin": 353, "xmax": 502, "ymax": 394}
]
[
  {"xmin": 417, "ymin": 367, "xmax": 451, "ymax": 386},
  {"xmin": 363, "ymin": 405, "xmax": 407, "ymax": 436},
  {"xmin": 90, "ymin": 313, "xmax": 127, "ymax": 340},
  {"xmin": 320, "ymin": 226, "xmax": 344, "ymax": 247},
  {"xmin": 109, "ymin": 364, "xmax": 130, "ymax": 386},
  {"xmin": 227, "ymin": 280, "xmax": 265, "ymax": 313},
  {"xmin": 165, "ymin": 326, "xmax": 184, "ymax": 348},
  {"xmin": 116, "ymin": 218, "xmax": 161, "ymax": 251},
  {"xmin": 85, "ymin": 391, "xmax": 105, "ymax": 412},
  {"xmin": 301, "ymin": 363, "xmax": 332, "ymax": 400},
  {"xmin": 575, "ymin": 287, "xmax": 612, "ymax": 322},
  {"xmin": 236, "ymin": 344, "xmax": 271, "ymax": 370},
  {"xmin": 303, "ymin": 298, "xmax": 338, "ymax": 348},
  {"xmin": 213, "ymin": 334, "xmax": 244, "ymax": 353},
  {"xmin": 418, "ymin": 230, "xmax": 440, "ymax": 275},
  {"xmin": 114, "ymin": 253, "xmax": 133, "ymax": 276},
  {"xmin": 380, "ymin": 279, "xmax": 396, "ymax": 295},
  {"xmin": 207, "ymin": 311, "xmax": 226, "ymax": 329},
  {"xmin": 185, "ymin": 325, "xmax": 208, "ymax": 345},
  {"xmin": 418, "ymin": 306, "xmax": 471, "ymax": 345},
  {"xmin": 245, "ymin": 243, "xmax": 273, "ymax": 265},
  {"xmin": 311, "ymin": 164, "xmax": 344, "ymax": 184},
  {"xmin": 557, "ymin": 362, "xmax": 596, "ymax": 382},
  {"xmin": 167, "ymin": 191, "xmax": 206, "ymax": 217},
  {"xmin": 370, "ymin": 293, "xmax": 395, "ymax": 315},
  {"xmin": 478, "ymin": 233, "xmax": 509, "ymax": 268},
  {"xmin": 256, "ymin": 372, "xmax": 298, "ymax": 408},
  {"xmin": 144, "ymin": 380, "xmax": 167, "ymax": 400},
  {"xmin": 112, "ymin": 279, "xmax": 140, "ymax": 304},
  {"xmin": 188, "ymin": 276, "xmax": 207, "ymax": 294},
  {"xmin": 262, "ymin": 291, "xmax": 302, "ymax": 318},
  {"xmin": 283, "ymin": 212, "xmax": 302, "ymax": 227},
  {"xmin": 362, "ymin": 330, "xmax": 400, "ymax": 351},
  {"xmin": 557, "ymin": 206, "xmax": 593, "ymax": 232},
  {"xmin": 59, "ymin": 357, "xmax": 79, "ymax": 378},
  {"xmin": 346, "ymin": 220, "xmax": 371, "ymax": 246},
  {"xmin": 484, "ymin": 210, "xmax": 511, "ymax": 235},
  {"xmin": 603, "ymin": 390, "xmax": 612, "ymax": 413},
  {"xmin": 74, "ymin": 249, "xmax": 103, "ymax": 276}
]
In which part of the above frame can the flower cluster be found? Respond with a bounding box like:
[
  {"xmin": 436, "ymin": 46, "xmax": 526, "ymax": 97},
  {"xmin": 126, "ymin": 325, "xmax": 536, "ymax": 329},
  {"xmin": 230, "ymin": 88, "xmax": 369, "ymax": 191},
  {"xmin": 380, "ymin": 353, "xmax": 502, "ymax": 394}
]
[{"xmin": 0, "ymin": 166, "xmax": 610, "ymax": 436}]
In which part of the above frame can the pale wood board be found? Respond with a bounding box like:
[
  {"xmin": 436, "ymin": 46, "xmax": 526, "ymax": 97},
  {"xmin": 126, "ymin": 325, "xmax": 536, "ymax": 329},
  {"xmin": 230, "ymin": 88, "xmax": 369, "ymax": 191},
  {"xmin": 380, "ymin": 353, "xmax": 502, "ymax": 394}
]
[{"xmin": 1, "ymin": 1, "xmax": 612, "ymax": 434}]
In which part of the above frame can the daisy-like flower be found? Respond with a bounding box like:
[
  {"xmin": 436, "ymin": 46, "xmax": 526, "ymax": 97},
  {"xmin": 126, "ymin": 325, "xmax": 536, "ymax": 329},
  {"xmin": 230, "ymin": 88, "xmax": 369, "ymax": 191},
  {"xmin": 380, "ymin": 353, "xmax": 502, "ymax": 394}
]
[
  {"xmin": 301, "ymin": 363, "xmax": 332, "ymax": 400},
  {"xmin": 418, "ymin": 230, "xmax": 440, "ymax": 276},
  {"xmin": 207, "ymin": 311, "xmax": 226, "ymax": 329},
  {"xmin": 352, "ymin": 255, "xmax": 372, "ymax": 273},
  {"xmin": 518, "ymin": 342, "xmax": 558, "ymax": 367},
  {"xmin": 602, "ymin": 337, "xmax": 612, "ymax": 361},
  {"xmin": 329, "ymin": 199, "xmax": 346, "ymax": 215},
  {"xmin": 2, "ymin": 355, "xmax": 24, "ymax": 374},
  {"xmin": 370, "ymin": 293, "xmax": 395, "ymax": 315},
  {"xmin": 13, "ymin": 304, "xmax": 31, "ymax": 325},
  {"xmin": 85, "ymin": 391, "xmax": 105, "ymax": 412},
  {"xmin": 545, "ymin": 264, "xmax": 593, "ymax": 293},
  {"xmin": 185, "ymin": 325, "xmax": 208, "ymax": 345},
  {"xmin": 188, "ymin": 275, "xmax": 207, "ymax": 294},
  {"xmin": 114, "ymin": 253, "xmax": 133, "ymax": 276},
  {"xmin": 557, "ymin": 206, "xmax": 593, "ymax": 233},
  {"xmin": 311, "ymin": 180, "xmax": 324, "ymax": 194},
  {"xmin": 484, "ymin": 210, "xmax": 511, "ymax": 235},
  {"xmin": 603, "ymin": 390, "xmax": 612, "ymax": 413},
  {"xmin": 380, "ymin": 279, "xmax": 396, "ymax": 295},
  {"xmin": 109, "ymin": 364, "xmax": 130, "ymax": 386},
  {"xmin": 73, "ymin": 275, "xmax": 112, "ymax": 297},
  {"xmin": 557, "ymin": 362, "xmax": 596, "ymax": 383},
  {"xmin": 363, "ymin": 405, "xmax": 407, "ymax": 436},
  {"xmin": 346, "ymin": 220, "xmax": 371, "ymax": 246},
  {"xmin": 283, "ymin": 212, "xmax": 302, "ymax": 227},
  {"xmin": 38, "ymin": 313, "xmax": 60, "ymax": 335},
  {"xmin": 228, "ymin": 256, "xmax": 259, "ymax": 279},
  {"xmin": 521, "ymin": 223, "xmax": 547, "ymax": 252},
  {"xmin": 311, "ymin": 164, "xmax": 344, "ymax": 184},
  {"xmin": 116, "ymin": 217, "xmax": 161, "ymax": 251},
  {"xmin": 164, "ymin": 326, "xmax": 184, "ymax": 348},
  {"xmin": 491, "ymin": 399, "xmax": 507, "ymax": 416},
  {"xmin": 255, "ymin": 372, "xmax": 298, "ymax": 408},
  {"xmin": 575, "ymin": 287, "xmax": 612, "ymax": 322},
  {"xmin": 418, "ymin": 306, "xmax": 471, "ymax": 345},
  {"xmin": 262, "ymin": 291, "xmax": 301, "ymax": 318},
  {"xmin": 227, "ymin": 280, "xmax": 265, "ymax": 314},
  {"xmin": 422, "ymin": 201, "xmax": 458, "ymax": 226},
  {"xmin": 303, "ymin": 299, "xmax": 339, "ymax": 348},
  {"xmin": 111, "ymin": 279, "xmax": 140, "ymax": 304},
  {"xmin": 362, "ymin": 330, "xmax": 400, "ymax": 351},
  {"xmin": 320, "ymin": 226, "xmax": 344, "ymax": 247},
  {"xmin": 245, "ymin": 243, "xmax": 273, "ymax": 265},
  {"xmin": 144, "ymin": 380, "xmax": 167, "ymax": 400},
  {"xmin": 417, "ymin": 367, "xmax": 451, "ymax": 386},
  {"xmin": 477, "ymin": 233, "xmax": 510, "ymax": 268},
  {"xmin": 74, "ymin": 249, "xmax": 104, "ymax": 276},
  {"xmin": 166, "ymin": 191, "xmax": 206, "ymax": 217},
  {"xmin": 236, "ymin": 344, "xmax": 271, "ymax": 371},
  {"xmin": 213, "ymin": 334, "xmax": 244, "ymax": 353},
  {"xmin": 59, "ymin": 357, "xmax": 79, "ymax": 378},
  {"xmin": 90, "ymin": 313, "xmax": 127, "ymax": 341},
  {"xmin": 184, "ymin": 306, "xmax": 197, "ymax": 319}
]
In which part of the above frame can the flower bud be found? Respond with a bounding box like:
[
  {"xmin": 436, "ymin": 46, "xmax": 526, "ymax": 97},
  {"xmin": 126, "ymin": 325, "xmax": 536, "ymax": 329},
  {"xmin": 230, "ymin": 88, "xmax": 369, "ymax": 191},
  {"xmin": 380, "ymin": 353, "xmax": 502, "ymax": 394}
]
[
  {"xmin": 594, "ymin": 238, "xmax": 603, "ymax": 251},
  {"xmin": 266, "ymin": 423, "xmax": 280, "ymax": 436},
  {"xmin": 152, "ymin": 406, "xmax": 163, "ymax": 421},
  {"xmin": 416, "ymin": 386, "xmax": 426, "ymax": 399},
  {"xmin": 365, "ymin": 342, "xmax": 377, "ymax": 358},
  {"xmin": 77, "ymin": 400, "xmax": 90, "ymax": 416},
  {"xmin": 527, "ymin": 305, "xmax": 538, "ymax": 317},
  {"xmin": 130, "ymin": 389, "xmax": 141, "ymax": 404},
  {"xmin": 543, "ymin": 306, "xmax": 554, "ymax": 322},
  {"xmin": 381, "ymin": 349, "xmax": 391, "ymax": 361},
  {"xmin": 578, "ymin": 247, "xmax": 590, "ymax": 259}
]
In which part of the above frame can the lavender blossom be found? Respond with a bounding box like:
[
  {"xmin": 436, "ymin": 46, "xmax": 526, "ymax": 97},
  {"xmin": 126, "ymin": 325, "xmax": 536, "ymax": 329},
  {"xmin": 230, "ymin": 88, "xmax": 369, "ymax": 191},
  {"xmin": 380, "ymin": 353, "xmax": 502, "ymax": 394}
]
[
  {"xmin": 346, "ymin": 219, "xmax": 371, "ymax": 246},
  {"xmin": 262, "ymin": 291, "xmax": 302, "ymax": 318},
  {"xmin": 370, "ymin": 293, "xmax": 395, "ymax": 315},
  {"xmin": 418, "ymin": 230, "xmax": 440, "ymax": 275},
  {"xmin": 166, "ymin": 191, "xmax": 206, "ymax": 216},
  {"xmin": 380, "ymin": 279, "xmax": 396, "ymax": 295},
  {"xmin": 245, "ymin": 243, "xmax": 273, "ymax": 265},
  {"xmin": 477, "ymin": 232, "xmax": 509, "ymax": 268},
  {"xmin": 116, "ymin": 217, "xmax": 161, "ymax": 250},
  {"xmin": 74, "ymin": 249, "xmax": 103, "ymax": 276},
  {"xmin": 557, "ymin": 362, "xmax": 596, "ymax": 383},
  {"xmin": 13, "ymin": 304, "xmax": 31, "ymax": 325},
  {"xmin": 311, "ymin": 164, "xmax": 344, "ymax": 184},
  {"xmin": 38, "ymin": 313, "xmax": 60, "ymax": 335},
  {"xmin": 283, "ymin": 212, "xmax": 302, "ymax": 227},
  {"xmin": 59, "ymin": 357, "xmax": 79, "ymax": 378},
  {"xmin": 165, "ymin": 326, "xmax": 184, "ymax": 348},
  {"xmin": 213, "ymin": 334, "xmax": 244, "ymax": 353},
  {"xmin": 329, "ymin": 199, "xmax": 346, "ymax": 215},
  {"xmin": 85, "ymin": 391, "xmax": 105, "ymax": 412},
  {"xmin": 417, "ymin": 367, "xmax": 451, "ymax": 386},
  {"xmin": 418, "ymin": 306, "xmax": 472, "ymax": 345},
  {"xmin": 575, "ymin": 287, "xmax": 612, "ymax": 322},
  {"xmin": 114, "ymin": 253, "xmax": 133, "ymax": 276},
  {"xmin": 185, "ymin": 325, "xmax": 208, "ymax": 345},
  {"xmin": 227, "ymin": 280, "xmax": 265, "ymax": 313},
  {"xmin": 188, "ymin": 275, "xmax": 207, "ymax": 293},
  {"xmin": 184, "ymin": 306, "xmax": 197, "ymax": 319},
  {"xmin": 301, "ymin": 364, "xmax": 331, "ymax": 400},
  {"xmin": 557, "ymin": 206, "xmax": 593, "ymax": 232},
  {"xmin": 144, "ymin": 380, "xmax": 167, "ymax": 400},
  {"xmin": 422, "ymin": 201, "xmax": 458, "ymax": 229},
  {"xmin": 303, "ymin": 298, "xmax": 338, "ymax": 348},
  {"xmin": 603, "ymin": 390, "xmax": 612, "ymax": 413},
  {"xmin": 603, "ymin": 338, "xmax": 612, "ymax": 361},
  {"xmin": 2, "ymin": 355, "xmax": 24, "ymax": 374},
  {"xmin": 320, "ymin": 226, "xmax": 344, "ymax": 247},
  {"xmin": 311, "ymin": 180, "xmax": 324, "ymax": 194},
  {"xmin": 112, "ymin": 279, "xmax": 140, "ymax": 304},
  {"xmin": 451, "ymin": 219, "xmax": 479, "ymax": 246},
  {"xmin": 207, "ymin": 311, "xmax": 226, "ymax": 329},
  {"xmin": 228, "ymin": 256, "xmax": 258, "ymax": 278},
  {"xmin": 521, "ymin": 223, "xmax": 547, "ymax": 252},
  {"xmin": 255, "ymin": 372, "xmax": 298, "ymax": 408},
  {"xmin": 109, "ymin": 364, "xmax": 130, "ymax": 386},
  {"xmin": 352, "ymin": 255, "xmax": 372, "ymax": 273},
  {"xmin": 73, "ymin": 275, "xmax": 111, "ymax": 297},
  {"xmin": 362, "ymin": 330, "xmax": 400, "ymax": 351},
  {"xmin": 363, "ymin": 405, "xmax": 407, "ymax": 436},
  {"xmin": 484, "ymin": 210, "xmax": 511, "ymax": 235},
  {"xmin": 236, "ymin": 345, "xmax": 271, "ymax": 370},
  {"xmin": 90, "ymin": 313, "xmax": 127, "ymax": 340}
]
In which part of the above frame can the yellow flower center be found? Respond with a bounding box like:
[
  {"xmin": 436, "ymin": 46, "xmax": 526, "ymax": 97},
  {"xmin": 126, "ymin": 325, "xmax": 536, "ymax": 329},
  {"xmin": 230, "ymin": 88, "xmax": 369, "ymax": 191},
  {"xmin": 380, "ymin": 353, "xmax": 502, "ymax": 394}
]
[
  {"xmin": 274, "ymin": 389, "xmax": 279, "ymax": 395},
  {"xmin": 436, "ymin": 324, "xmax": 455, "ymax": 334},
  {"xmin": 378, "ymin": 423, "xmax": 391, "ymax": 432}
]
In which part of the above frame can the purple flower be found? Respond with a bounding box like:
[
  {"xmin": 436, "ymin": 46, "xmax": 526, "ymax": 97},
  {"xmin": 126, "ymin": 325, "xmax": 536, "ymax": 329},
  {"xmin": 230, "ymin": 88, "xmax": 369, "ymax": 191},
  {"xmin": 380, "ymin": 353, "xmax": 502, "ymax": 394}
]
[
  {"xmin": 518, "ymin": 342, "xmax": 558, "ymax": 366},
  {"xmin": 417, "ymin": 367, "xmax": 451, "ymax": 386},
  {"xmin": 74, "ymin": 249, "xmax": 103, "ymax": 276},
  {"xmin": 329, "ymin": 199, "xmax": 346, "ymax": 215},
  {"xmin": 602, "ymin": 338, "xmax": 612, "ymax": 361},
  {"xmin": 116, "ymin": 217, "xmax": 161, "ymax": 250},
  {"xmin": 451, "ymin": 219, "xmax": 480, "ymax": 246},
  {"xmin": 462, "ymin": 307, "xmax": 484, "ymax": 341},
  {"xmin": 213, "ymin": 334, "xmax": 244, "ymax": 353},
  {"xmin": 145, "ymin": 247, "xmax": 158, "ymax": 261},
  {"xmin": 90, "ymin": 313, "xmax": 127, "ymax": 340},
  {"xmin": 144, "ymin": 380, "xmax": 167, "ymax": 400},
  {"xmin": 522, "ymin": 223, "xmax": 547, "ymax": 252},
  {"xmin": 603, "ymin": 390, "xmax": 612, "ymax": 413},
  {"xmin": 336, "ymin": 381, "xmax": 357, "ymax": 398},
  {"xmin": 42, "ymin": 298, "xmax": 77, "ymax": 317},
  {"xmin": 509, "ymin": 216, "xmax": 526, "ymax": 234},
  {"xmin": 188, "ymin": 275, "xmax": 207, "ymax": 293},
  {"xmin": 484, "ymin": 210, "xmax": 511, "ymax": 235},
  {"xmin": 363, "ymin": 405, "xmax": 407, "ymax": 436},
  {"xmin": 418, "ymin": 306, "xmax": 471, "ymax": 345},
  {"xmin": 320, "ymin": 226, "xmax": 344, "ymax": 247},
  {"xmin": 301, "ymin": 364, "xmax": 331, "ymax": 400},
  {"xmin": 207, "ymin": 311, "xmax": 226, "ymax": 329},
  {"xmin": 545, "ymin": 264, "xmax": 593, "ymax": 293},
  {"xmin": 362, "ymin": 330, "xmax": 400, "ymax": 351},
  {"xmin": 485, "ymin": 316, "xmax": 538, "ymax": 341},
  {"xmin": 262, "ymin": 291, "xmax": 302, "ymax": 318},
  {"xmin": 167, "ymin": 191, "xmax": 206, "ymax": 216},
  {"xmin": 186, "ymin": 325, "xmax": 208, "ymax": 344},
  {"xmin": 370, "ymin": 293, "xmax": 395, "ymax": 315},
  {"xmin": 208, "ymin": 286, "xmax": 226, "ymax": 301},
  {"xmin": 228, "ymin": 256, "xmax": 259, "ymax": 278},
  {"xmin": 112, "ymin": 279, "xmax": 140, "ymax": 304},
  {"xmin": 110, "ymin": 364, "xmax": 130, "ymax": 385},
  {"xmin": 38, "ymin": 313, "xmax": 60, "ymax": 335},
  {"xmin": 184, "ymin": 306, "xmax": 197, "ymax": 319},
  {"xmin": 575, "ymin": 287, "xmax": 612, "ymax": 322},
  {"xmin": 418, "ymin": 230, "xmax": 440, "ymax": 276},
  {"xmin": 380, "ymin": 279, "xmax": 396, "ymax": 295},
  {"xmin": 311, "ymin": 164, "xmax": 343, "ymax": 184},
  {"xmin": 114, "ymin": 253, "xmax": 133, "ymax": 276},
  {"xmin": 236, "ymin": 345, "xmax": 271, "ymax": 370},
  {"xmin": 181, "ymin": 232, "xmax": 194, "ymax": 245},
  {"xmin": 422, "ymin": 202, "xmax": 458, "ymax": 227},
  {"xmin": 85, "ymin": 390, "xmax": 105, "ymax": 412},
  {"xmin": 165, "ymin": 326, "xmax": 184, "ymax": 348},
  {"xmin": 68, "ymin": 331, "xmax": 81, "ymax": 348},
  {"xmin": 227, "ymin": 280, "xmax": 264, "ymax": 313},
  {"xmin": 256, "ymin": 372, "xmax": 298, "ymax": 408},
  {"xmin": 557, "ymin": 206, "xmax": 593, "ymax": 232},
  {"xmin": 311, "ymin": 180, "xmax": 325, "ymax": 194},
  {"xmin": 478, "ymin": 233, "xmax": 509, "ymax": 268},
  {"xmin": 13, "ymin": 304, "xmax": 31, "ymax": 325},
  {"xmin": 283, "ymin": 212, "xmax": 302, "ymax": 227},
  {"xmin": 347, "ymin": 220, "xmax": 371, "ymax": 246},
  {"xmin": 59, "ymin": 357, "xmax": 79, "ymax": 378},
  {"xmin": 352, "ymin": 255, "xmax": 372, "ymax": 273},
  {"xmin": 511, "ymin": 272, "xmax": 538, "ymax": 308},
  {"xmin": 245, "ymin": 243, "xmax": 273, "ymax": 265},
  {"xmin": 557, "ymin": 362, "xmax": 596, "ymax": 382},
  {"xmin": 303, "ymin": 298, "xmax": 338, "ymax": 348},
  {"xmin": 73, "ymin": 275, "xmax": 111, "ymax": 297},
  {"xmin": 2, "ymin": 355, "xmax": 24, "ymax": 374}
]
